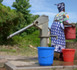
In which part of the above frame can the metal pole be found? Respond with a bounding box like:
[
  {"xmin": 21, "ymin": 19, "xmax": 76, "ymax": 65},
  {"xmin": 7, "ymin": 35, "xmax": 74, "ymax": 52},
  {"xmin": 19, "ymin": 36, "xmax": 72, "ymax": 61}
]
[{"xmin": 7, "ymin": 23, "xmax": 34, "ymax": 39}]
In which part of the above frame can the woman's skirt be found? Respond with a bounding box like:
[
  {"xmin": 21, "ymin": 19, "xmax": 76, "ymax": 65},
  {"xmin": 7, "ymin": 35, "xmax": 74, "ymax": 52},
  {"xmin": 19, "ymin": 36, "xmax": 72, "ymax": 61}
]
[{"xmin": 51, "ymin": 21, "xmax": 66, "ymax": 53}]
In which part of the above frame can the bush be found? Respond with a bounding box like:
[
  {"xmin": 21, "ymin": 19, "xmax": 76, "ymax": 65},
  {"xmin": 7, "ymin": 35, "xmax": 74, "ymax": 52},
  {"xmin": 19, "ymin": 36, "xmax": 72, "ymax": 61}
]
[{"xmin": 0, "ymin": 4, "xmax": 25, "ymax": 44}]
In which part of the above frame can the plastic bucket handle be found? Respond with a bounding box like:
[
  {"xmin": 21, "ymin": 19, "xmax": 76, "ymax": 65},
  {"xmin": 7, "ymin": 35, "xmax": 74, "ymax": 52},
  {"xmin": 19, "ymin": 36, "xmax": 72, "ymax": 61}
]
[{"xmin": 40, "ymin": 53, "xmax": 54, "ymax": 58}]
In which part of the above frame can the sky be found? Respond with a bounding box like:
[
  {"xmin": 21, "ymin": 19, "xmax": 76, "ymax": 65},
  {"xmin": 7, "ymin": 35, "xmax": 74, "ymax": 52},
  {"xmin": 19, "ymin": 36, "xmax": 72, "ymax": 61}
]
[{"xmin": 2, "ymin": 0, "xmax": 77, "ymax": 27}]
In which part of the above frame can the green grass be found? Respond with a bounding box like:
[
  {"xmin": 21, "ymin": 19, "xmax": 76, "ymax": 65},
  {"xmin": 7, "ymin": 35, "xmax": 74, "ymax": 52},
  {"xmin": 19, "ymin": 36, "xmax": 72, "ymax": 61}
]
[
  {"xmin": 13, "ymin": 30, "xmax": 40, "ymax": 47},
  {"xmin": 0, "ymin": 30, "xmax": 40, "ymax": 56},
  {"xmin": 0, "ymin": 48, "xmax": 16, "ymax": 52}
]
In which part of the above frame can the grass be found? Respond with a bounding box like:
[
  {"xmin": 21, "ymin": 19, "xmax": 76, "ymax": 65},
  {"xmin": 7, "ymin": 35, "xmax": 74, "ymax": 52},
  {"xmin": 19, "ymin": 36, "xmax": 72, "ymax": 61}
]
[
  {"xmin": 0, "ymin": 48, "xmax": 16, "ymax": 52},
  {"xmin": 13, "ymin": 30, "xmax": 40, "ymax": 47},
  {"xmin": 0, "ymin": 30, "xmax": 40, "ymax": 56},
  {"xmin": 0, "ymin": 29, "xmax": 76, "ymax": 56}
]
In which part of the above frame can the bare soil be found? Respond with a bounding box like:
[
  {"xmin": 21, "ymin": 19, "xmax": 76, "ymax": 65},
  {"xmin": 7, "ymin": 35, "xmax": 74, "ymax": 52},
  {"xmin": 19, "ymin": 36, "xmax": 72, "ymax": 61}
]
[{"xmin": 0, "ymin": 68, "xmax": 6, "ymax": 70}]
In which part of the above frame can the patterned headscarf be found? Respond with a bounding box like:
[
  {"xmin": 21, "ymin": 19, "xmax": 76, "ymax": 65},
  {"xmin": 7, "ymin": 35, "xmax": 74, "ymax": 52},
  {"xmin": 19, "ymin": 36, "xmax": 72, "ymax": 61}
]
[{"xmin": 55, "ymin": 2, "xmax": 65, "ymax": 12}]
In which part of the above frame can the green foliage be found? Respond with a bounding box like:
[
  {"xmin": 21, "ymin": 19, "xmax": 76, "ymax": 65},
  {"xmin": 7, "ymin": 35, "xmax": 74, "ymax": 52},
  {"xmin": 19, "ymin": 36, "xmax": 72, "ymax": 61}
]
[
  {"xmin": 25, "ymin": 15, "xmax": 39, "ymax": 35},
  {"xmin": 0, "ymin": 0, "xmax": 39, "ymax": 45},
  {"xmin": 0, "ymin": 0, "xmax": 3, "ymax": 3},
  {"xmin": 13, "ymin": 30, "xmax": 40, "ymax": 47},
  {"xmin": 0, "ymin": 4, "xmax": 25, "ymax": 44},
  {"xmin": 12, "ymin": 0, "xmax": 39, "ymax": 36},
  {"xmin": 12, "ymin": 0, "xmax": 32, "ymax": 25},
  {"xmin": 0, "ymin": 30, "xmax": 39, "ymax": 56}
]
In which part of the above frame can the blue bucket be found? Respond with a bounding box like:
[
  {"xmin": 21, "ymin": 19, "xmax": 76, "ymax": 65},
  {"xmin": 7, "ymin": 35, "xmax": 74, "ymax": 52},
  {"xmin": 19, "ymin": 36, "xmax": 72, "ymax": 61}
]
[{"xmin": 37, "ymin": 47, "xmax": 55, "ymax": 66}]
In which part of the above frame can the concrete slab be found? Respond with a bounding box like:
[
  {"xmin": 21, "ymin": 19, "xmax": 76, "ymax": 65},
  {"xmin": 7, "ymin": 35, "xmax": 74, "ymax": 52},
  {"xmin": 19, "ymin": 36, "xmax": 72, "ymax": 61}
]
[
  {"xmin": 5, "ymin": 61, "xmax": 77, "ymax": 70},
  {"xmin": 0, "ymin": 59, "xmax": 7, "ymax": 67},
  {"xmin": 5, "ymin": 62, "xmax": 64, "ymax": 70},
  {"xmin": 5, "ymin": 58, "xmax": 77, "ymax": 70},
  {"xmin": 8, "ymin": 61, "xmax": 36, "ymax": 67},
  {"xmin": 0, "ymin": 56, "xmax": 76, "ymax": 70}
]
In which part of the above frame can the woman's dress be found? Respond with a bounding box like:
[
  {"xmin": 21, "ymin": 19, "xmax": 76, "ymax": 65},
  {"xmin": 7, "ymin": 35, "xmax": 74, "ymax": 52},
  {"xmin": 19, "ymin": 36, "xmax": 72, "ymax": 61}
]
[{"xmin": 51, "ymin": 11, "xmax": 69, "ymax": 53}]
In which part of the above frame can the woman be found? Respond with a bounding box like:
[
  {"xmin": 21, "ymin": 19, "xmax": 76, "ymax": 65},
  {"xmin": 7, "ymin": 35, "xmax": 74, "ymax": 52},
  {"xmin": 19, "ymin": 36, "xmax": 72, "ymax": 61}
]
[{"xmin": 51, "ymin": 2, "xmax": 70, "ymax": 60}]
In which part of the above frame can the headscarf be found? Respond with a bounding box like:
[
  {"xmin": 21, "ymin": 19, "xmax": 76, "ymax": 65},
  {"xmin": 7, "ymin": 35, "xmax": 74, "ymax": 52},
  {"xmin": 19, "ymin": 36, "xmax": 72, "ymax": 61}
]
[{"xmin": 55, "ymin": 2, "xmax": 65, "ymax": 12}]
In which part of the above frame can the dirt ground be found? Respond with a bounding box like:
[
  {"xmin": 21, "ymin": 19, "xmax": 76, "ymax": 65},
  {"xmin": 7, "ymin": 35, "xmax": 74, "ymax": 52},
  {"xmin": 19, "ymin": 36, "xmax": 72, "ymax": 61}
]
[{"xmin": 0, "ymin": 68, "xmax": 6, "ymax": 70}]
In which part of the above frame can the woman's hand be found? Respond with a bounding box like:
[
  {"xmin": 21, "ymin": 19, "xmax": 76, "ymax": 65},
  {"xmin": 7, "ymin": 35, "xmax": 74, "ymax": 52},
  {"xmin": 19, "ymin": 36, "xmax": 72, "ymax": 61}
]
[
  {"xmin": 71, "ymin": 24, "xmax": 75, "ymax": 27},
  {"xmin": 63, "ymin": 21, "xmax": 69, "ymax": 25},
  {"xmin": 63, "ymin": 21, "xmax": 75, "ymax": 27}
]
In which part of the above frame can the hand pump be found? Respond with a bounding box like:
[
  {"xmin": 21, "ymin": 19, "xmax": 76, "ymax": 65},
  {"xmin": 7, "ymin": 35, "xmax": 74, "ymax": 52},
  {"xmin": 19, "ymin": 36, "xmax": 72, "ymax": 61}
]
[{"xmin": 7, "ymin": 15, "xmax": 57, "ymax": 47}]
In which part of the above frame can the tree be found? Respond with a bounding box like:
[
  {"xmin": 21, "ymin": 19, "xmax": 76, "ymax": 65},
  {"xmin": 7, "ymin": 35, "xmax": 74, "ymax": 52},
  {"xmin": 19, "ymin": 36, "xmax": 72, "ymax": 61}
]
[
  {"xmin": 0, "ymin": 4, "xmax": 25, "ymax": 44},
  {"xmin": 0, "ymin": 0, "xmax": 3, "ymax": 3},
  {"xmin": 12, "ymin": 0, "xmax": 32, "ymax": 25},
  {"xmin": 12, "ymin": 0, "xmax": 39, "ymax": 35}
]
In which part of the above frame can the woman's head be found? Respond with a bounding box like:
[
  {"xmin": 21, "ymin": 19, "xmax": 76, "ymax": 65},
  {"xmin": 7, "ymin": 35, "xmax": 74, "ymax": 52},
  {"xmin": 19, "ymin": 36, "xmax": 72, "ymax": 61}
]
[{"xmin": 55, "ymin": 2, "xmax": 65, "ymax": 12}]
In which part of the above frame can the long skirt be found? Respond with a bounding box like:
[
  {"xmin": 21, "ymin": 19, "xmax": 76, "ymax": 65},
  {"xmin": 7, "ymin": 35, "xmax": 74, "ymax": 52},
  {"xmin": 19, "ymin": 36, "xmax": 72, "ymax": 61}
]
[{"xmin": 51, "ymin": 21, "xmax": 66, "ymax": 53}]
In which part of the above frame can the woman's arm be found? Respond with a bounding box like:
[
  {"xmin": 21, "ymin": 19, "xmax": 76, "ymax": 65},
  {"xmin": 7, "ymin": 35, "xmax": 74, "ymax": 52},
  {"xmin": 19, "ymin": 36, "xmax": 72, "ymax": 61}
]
[{"xmin": 63, "ymin": 21, "xmax": 75, "ymax": 27}]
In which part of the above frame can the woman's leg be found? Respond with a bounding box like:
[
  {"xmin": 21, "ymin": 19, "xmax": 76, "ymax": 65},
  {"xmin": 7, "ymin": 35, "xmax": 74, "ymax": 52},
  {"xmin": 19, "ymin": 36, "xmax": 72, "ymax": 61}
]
[
  {"xmin": 52, "ymin": 44, "xmax": 65, "ymax": 61},
  {"xmin": 54, "ymin": 52, "xmax": 60, "ymax": 60},
  {"xmin": 59, "ymin": 52, "xmax": 63, "ymax": 61}
]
